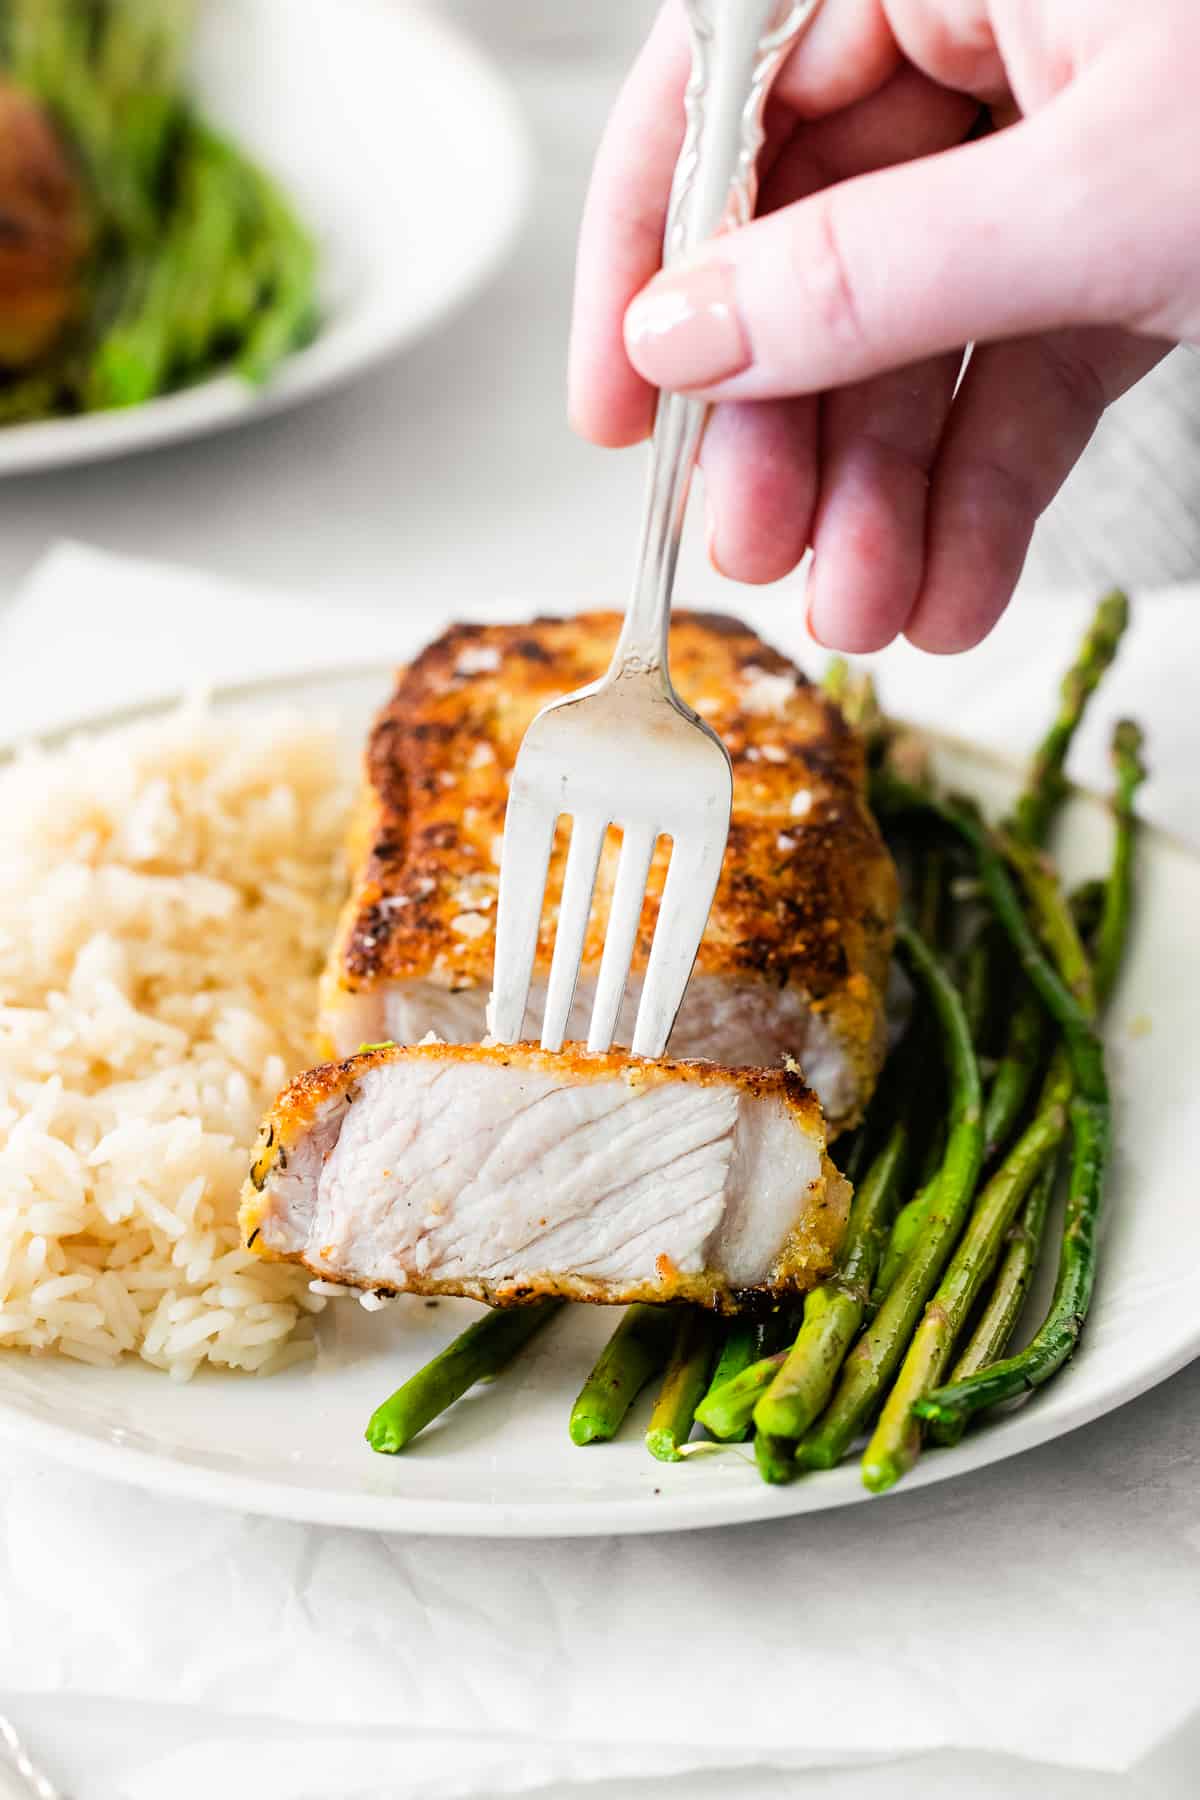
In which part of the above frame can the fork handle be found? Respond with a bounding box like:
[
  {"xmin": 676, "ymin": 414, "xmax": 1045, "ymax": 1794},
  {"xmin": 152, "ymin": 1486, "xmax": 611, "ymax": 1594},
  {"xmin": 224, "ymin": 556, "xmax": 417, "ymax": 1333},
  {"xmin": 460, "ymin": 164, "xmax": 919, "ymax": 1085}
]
[{"xmin": 616, "ymin": 0, "xmax": 826, "ymax": 678}]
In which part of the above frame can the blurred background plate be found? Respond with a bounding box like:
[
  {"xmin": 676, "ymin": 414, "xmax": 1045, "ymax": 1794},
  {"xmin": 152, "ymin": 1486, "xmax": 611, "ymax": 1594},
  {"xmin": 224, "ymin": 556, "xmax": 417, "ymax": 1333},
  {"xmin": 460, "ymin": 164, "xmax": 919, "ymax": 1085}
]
[{"xmin": 0, "ymin": 0, "xmax": 530, "ymax": 476}]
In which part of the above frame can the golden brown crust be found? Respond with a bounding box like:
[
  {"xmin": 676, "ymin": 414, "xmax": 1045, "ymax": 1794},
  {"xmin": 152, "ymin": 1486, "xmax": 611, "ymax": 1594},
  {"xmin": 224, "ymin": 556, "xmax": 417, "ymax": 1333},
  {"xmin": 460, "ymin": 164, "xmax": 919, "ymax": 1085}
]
[
  {"xmin": 320, "ymin": 612, "xmax": 898, "ymax": 1113},
  {"xmin": 240, "ymin": 1041, "xmax": 846, "ymax": 1312}
]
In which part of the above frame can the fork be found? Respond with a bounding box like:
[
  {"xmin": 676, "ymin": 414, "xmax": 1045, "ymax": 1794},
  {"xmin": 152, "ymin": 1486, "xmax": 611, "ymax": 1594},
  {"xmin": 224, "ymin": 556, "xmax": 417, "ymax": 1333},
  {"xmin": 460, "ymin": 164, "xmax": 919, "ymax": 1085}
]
[{"xmin": 491, "ymin": 0, "xmax": 826, "ymax": 1059}]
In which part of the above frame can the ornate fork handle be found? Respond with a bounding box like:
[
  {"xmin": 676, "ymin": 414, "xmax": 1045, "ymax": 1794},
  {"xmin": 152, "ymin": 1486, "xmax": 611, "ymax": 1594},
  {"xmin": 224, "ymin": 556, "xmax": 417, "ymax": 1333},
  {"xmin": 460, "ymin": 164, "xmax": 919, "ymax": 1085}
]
[{"xmin": 615, "ymin": 0, "xmax": 826, "ymax": 679}]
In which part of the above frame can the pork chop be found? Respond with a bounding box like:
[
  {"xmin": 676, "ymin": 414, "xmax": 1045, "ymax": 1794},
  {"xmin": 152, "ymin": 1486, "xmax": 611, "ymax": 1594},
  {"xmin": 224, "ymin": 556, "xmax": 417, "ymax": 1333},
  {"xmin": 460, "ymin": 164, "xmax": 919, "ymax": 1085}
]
[
  {"xmin": 242, "ymin": 1042, "xmax": 850, "ymax": 1310},
  {"xmin": 319, "ymin": 612, "xmax": 898, "ymax": 1133}
]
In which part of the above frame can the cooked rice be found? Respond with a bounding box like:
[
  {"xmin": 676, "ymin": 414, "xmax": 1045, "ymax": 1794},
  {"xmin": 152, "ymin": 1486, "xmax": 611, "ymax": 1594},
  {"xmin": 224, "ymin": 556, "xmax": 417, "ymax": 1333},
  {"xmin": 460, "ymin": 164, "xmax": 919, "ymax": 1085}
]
[{"xmin": 0, "ymin": 702, "xmax": 348, "ymax": 1379}]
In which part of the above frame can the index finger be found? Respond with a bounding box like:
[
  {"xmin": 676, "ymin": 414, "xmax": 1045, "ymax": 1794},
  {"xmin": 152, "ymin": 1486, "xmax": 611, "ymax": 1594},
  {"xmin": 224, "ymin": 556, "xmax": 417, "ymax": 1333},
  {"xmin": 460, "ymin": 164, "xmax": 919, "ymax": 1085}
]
[{"xmin": 568, "ymin": 0, "xmax": 899, "ymax": 448}]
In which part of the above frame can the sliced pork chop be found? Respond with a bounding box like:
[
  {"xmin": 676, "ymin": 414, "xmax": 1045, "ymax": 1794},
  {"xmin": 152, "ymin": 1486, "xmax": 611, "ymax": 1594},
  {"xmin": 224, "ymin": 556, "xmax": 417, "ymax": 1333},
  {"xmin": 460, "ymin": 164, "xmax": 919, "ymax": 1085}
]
[
  {"xmin": 242, "ymin": 1042, "xmax": 850, "ymax": 1310},
  {"xmin": 319, "ymin": 612, "xmax": 898, "ymax": 1134}
]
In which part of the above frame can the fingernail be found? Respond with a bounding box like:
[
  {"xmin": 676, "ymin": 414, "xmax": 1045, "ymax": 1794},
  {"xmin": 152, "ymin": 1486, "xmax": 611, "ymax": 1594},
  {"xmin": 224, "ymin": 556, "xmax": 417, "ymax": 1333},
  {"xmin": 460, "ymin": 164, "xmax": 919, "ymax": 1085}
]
[{"xmin": 624, "ymin": 262, "xmax": 750, "ymax": 391}]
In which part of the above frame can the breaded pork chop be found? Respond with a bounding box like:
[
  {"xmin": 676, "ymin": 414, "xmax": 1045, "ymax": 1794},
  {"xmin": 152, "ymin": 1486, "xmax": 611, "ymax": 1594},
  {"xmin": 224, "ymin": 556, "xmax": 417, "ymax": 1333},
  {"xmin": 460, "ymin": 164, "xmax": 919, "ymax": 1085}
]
[
  {"xmin": 242, "ymin": 1042, "xmax": 849, "ymax": 1309},
  {"xmin": 320, "ymin": 612, "xmax": 897, "ymax": 1132}
]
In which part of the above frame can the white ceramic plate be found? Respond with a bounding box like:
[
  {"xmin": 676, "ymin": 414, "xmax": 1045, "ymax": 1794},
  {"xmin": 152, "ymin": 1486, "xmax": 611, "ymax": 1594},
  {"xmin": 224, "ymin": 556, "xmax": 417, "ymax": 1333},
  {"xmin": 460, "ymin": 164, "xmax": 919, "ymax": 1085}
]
[
  {"xmin": 0, "ymin": 0, "xmax": 529, "ymax": 476},
  {"xmin": 0, "ymin": 665, "xmax": 1196, "ymax": 1536}
]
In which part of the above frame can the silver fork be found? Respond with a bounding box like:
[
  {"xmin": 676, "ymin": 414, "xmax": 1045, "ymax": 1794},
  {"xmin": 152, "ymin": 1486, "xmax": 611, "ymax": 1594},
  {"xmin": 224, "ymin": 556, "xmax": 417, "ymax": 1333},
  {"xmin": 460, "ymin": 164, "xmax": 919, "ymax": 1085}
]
[{"xmin": 491, "ymin": 0, "xmax": 826, "ymax": 1059}]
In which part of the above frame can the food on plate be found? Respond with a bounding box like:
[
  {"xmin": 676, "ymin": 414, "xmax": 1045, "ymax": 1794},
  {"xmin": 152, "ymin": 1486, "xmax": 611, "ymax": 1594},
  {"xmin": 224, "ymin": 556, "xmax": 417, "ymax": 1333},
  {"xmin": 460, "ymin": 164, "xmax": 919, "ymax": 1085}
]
[
  {"xmin": 0, "ymin": 1, "xmax": 317, "ymax": 423},
  {"xmin": 353, "ymin": 594, "xmax": 1143, "ymax": 1499},
  {"xmin": 320, "ymin": 610, "xmax": 899, "ymax": 1133},
  {"xmin": 242, "ymin": 1041, "xmax": 850, "ymax": 1308},
  {"xmin": 0, "ymin": 704, "xmax": 345, "ymax": 1375},
  {"xmin": 0, "ymin": 78, "xmax": 90, "ymax": 367}
]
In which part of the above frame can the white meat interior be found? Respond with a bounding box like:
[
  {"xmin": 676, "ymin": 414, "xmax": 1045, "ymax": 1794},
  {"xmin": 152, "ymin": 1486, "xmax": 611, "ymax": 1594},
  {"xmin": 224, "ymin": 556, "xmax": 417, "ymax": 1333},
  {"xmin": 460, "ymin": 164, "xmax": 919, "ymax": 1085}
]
[{"xmin": 262, "ymin": 1058, "xmax": 824, "ymax": 1290}]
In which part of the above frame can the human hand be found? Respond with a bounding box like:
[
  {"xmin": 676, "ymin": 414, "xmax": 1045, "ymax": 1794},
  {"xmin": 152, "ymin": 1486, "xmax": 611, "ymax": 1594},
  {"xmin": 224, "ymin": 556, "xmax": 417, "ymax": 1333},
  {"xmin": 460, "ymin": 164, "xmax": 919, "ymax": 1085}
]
[{"xmin": 569, "ymin": 1, "xmax": 1194, "ymax": 652}]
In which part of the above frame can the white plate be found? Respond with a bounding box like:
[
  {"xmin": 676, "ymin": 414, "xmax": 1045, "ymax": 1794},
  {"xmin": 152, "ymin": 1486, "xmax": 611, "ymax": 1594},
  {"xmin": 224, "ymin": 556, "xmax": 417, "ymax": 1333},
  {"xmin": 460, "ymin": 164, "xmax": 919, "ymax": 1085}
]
[
  {"xmin": 0, "ymin": 666, "xmax": 1196, "ymax": 1536},
  {"xmin": 0, "ymin": 0, "xmax": 529, "ymax": 476}
]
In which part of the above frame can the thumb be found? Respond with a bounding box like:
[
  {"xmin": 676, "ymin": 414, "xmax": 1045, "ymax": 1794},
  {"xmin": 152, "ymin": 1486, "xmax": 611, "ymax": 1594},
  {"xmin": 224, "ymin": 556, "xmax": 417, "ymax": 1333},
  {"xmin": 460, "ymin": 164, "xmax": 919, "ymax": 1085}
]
[{"xmin": 624, "ymin": 95, "xmax": 1126, "ymax": 401}]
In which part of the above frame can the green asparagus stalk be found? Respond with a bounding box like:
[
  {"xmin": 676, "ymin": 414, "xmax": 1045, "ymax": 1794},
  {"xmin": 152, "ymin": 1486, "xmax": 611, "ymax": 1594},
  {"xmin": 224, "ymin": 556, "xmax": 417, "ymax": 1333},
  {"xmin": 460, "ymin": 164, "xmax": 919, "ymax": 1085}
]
[
  {"xmin": 928, "ymin": 1152, "xmax": 1058, "ymax": 1447},
  {"xmin": 1070, "ymin": 879, "xmax": 1107, "ymax": 947},
  {"xmin": 699, "ymin": 1317, "xmax": 762, "ymax": 1442},
  {"xmin": 1093, "ymin": 720, "xmax": 1146, "ymax": 1006},
  {"xmin": 1010, "ymin": 590, "xmax": 1130, "ymax": 845},
  {"xmin": 981, "ymin": 982, "xmax": 1045, "ymax": 1164},
  {"xmin": 910, "ymin": 823, "xmax": 1110, "ymax": 1436},
  {"xmin": 960, "ymin": 926, "xmax": 995, "ymax": 1049},
  {"xmin": 366, "ymin": 1299, "xmax": 561, "ymax": 1454},
  {"xmin": 645, "ymin": 1308, "xmax": 720, "ymax": 1462},
  {"xmin": 1004, "ymin": 836, "xmax": 1097, "ymax": 1015},
  {"xmin": 753, "ymin": 1119, "xmax": 907, "ymax": 1441},
  {"xmin": 694, "ymin": 1343, "xmax": 790, "ymax": 1441},
  {"xmin": 569, "ymin": 1304, "xmax": 678, "ymax": 1446},
  {"xmin": 916, "ymin": 842, "xmax": 946, "ymax": 948},
  {"xmin": 795, "ymin": 925, "xmax": 983, "ymax": 1472},
  {"xmin": 871, "ymin": 775, "xmax": 1106, "ymax": 1106},
  {"xmin": 873, "ymin": 1176, "xmax": 938, "ymax": 1306},
  {"xmin": 861, "ymin": 1056, "xmax": 1070, "ymax": 1490},
  {"xmin": 821, "ymin": 657, "xmax": 850, "ymax": 705},
  {"xmin": 931, "ymin": 726, "xmax": 1144, "ymax": 1442}
]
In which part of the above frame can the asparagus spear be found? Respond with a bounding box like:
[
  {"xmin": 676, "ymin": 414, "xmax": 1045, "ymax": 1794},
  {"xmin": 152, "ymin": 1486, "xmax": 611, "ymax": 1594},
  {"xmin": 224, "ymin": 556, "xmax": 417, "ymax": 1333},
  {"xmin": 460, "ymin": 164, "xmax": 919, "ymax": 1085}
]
[
  {"xmin": 753, "ymin": 1119, "xmax": 907, "ymax": 1441},
  {"xmin": 1093, "ymin": 720, "xmax": 1146, "ymax": 1006},
  {"xmin": 960, "ymin": 925, "xmax": 995, "ymax": 1049},
  {"xmin": 821, "ymin": 656, "xmax": 850, "ymax": 705},
  {"xmin": 694, "ymin": 1343, "xmax": 788, "ymax": 1441},
  {"xmin": 569, "ymin": 1304, "xmax": 678, "ymax": 1446},
  {"xmin": 1070, "ymin": 879, "xmax": 1107, "ymax": 948},
  {"xmin": 924, "ymin": 721, "xmax": 1144, "ymax": 1446},
  {"xmin": 755, "ymin": 1430, "xmax": 796, "ymax": 1485},
  {"xmin": 908, "ymin": 818, "xmax": 1110, "ymax": 1436},
  {"xmin": 861, "ymin": 1055, "xmax": 1070, "ymax": 1490},
  {"xmin": 912, "ymin": 717, "xmax": 1143, "ymax": 1436},
  {"xmin": 698, "ymin": 1316, "xmax": 763, "ymax": 1443},
  {"xmin": 981, "ymin": 982, "xmax": 1045, "ymax": 1164},
  {"xmin": 928, "ymin": 1153, "xmax": 1057, "ymax": 1447},
  {"xmin": 366, "ymin": 1299, "xmax": 561, "ymax": 1454},
  {"xmin": 645, "ymin": 1308, "xmax": 720, "ymax": 1462},
  {"xmin": 795, "ymin": 924, "xmax": 983, "ymax": 1472},
  {"xmin": 1010, "ymin": 590, "xmax": 1129, "ymax": 845},
  {"xmin": 873, "ymin": 1175, "xmax": 938, "ymax": 1306},
  {"xmin": 871, "ymin": 775, "xmax": 1106, "ymax": 1105}
]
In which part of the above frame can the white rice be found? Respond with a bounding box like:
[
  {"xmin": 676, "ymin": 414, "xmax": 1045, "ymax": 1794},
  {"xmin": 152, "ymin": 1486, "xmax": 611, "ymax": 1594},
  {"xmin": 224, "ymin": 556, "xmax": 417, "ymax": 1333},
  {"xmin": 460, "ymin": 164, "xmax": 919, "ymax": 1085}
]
[{"xmin": 0, "ymin": 702, "xmax": 348, "ymax": 1379}]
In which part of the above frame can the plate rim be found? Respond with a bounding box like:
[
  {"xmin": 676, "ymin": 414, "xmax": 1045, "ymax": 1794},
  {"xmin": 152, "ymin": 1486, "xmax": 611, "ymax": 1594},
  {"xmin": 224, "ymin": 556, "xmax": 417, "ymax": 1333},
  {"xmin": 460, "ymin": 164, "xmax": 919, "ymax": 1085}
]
[
  {"xmin": 0, "ymin": 0, "xmax": 531, "ymax": 478},
  {"xmin": 2, "ymin": 661, "xmax": 1197, "ymax": 1535}
]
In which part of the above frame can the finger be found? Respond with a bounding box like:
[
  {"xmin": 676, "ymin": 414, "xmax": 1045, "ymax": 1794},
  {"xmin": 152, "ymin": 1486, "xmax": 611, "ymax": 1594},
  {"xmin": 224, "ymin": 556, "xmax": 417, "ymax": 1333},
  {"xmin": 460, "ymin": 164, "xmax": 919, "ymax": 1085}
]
[
  {"xmin": 700, "ymin": 397, "xmax": 818, "ymax": 585},
  {"xmin": 881, "ymin": 0, "xmax": 1010, "ymax": 104},
  {"xmin": 805, "ymin": 352, "xmax": 962, "ymax": 651},
  {"xmin": 568, "ymin": 3, "xmax": 691, "ymax": 447},
  {"xmin": 906, "ymin": 327, "xmax": 1170, "ymax": 653},
  {"xmin": 773, "ymin": 0, "xmax": 899, "ymax": 119},
  {"xmin": 696, "ymin": 67, "xmax": 975, "ymax": 595},
  {"xmin": 623, "ymin": 87, "xmax": 1126, "ymax": 403},
  {"xmin": 569, "ymin": 0, "xmax": 903, "ymax": 448},
  {"xmin": 760, "ymin": 63, "xmax": 979, "ymax": 216}
]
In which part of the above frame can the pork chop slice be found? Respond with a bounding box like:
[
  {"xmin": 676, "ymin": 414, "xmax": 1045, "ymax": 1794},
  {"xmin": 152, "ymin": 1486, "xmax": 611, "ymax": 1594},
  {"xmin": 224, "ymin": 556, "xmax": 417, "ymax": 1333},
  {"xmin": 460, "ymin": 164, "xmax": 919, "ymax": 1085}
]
[{"xmin": 242, "ymin": 1042, "xmax": 850, "ymax": 1310}]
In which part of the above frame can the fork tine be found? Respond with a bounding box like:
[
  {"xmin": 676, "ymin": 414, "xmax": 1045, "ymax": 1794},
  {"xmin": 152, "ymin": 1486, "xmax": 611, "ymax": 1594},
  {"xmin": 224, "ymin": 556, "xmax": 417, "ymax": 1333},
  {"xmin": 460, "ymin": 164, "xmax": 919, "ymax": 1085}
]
[
  {"xmin": 541, "ymin": 813, "xmax": 607, "ymax": 1052},
  {"xmin": 490, "ymin": 800, "xmax": 557, "ymax": 1043},
  {"xmin": 586, "ymin": 822, "xmax": 657, "ymax": 1054},
  {"xmin": 631, "ymin": 837, "xmax": 725, "ymax": 1058}
]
